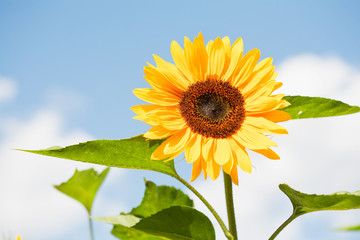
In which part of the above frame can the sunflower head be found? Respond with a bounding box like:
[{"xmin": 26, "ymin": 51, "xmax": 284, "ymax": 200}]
[{"xmin": 131, "ymin": 33, "xmax": 291, "ymax": 185}]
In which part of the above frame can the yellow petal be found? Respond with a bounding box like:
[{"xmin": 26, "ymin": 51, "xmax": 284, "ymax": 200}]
[
  {"xmin": 232, "ymin": 49, "xmax": 261, "ymax": 88},
  {"xmin": 185, "ymin": 133, "xmax": 202, "ymax": 163},
  {"xmin": 230, "ymin": 139, "xmax": 252, "ymax": 173},
  {"xmin": 252, "ymin": 148, "xmax": 280, "ymax": 160},
  {"xmin": 279, "ymin": 99, "xmax": 291, "ymax": 109},
  {"xmin": 151, "ymin": 128, "xmax": 191, "ymax": 160},
  {"xmin": 213, "ymin": 138, "xmax": 231, "ymax": 165},
  {"xmin": 130, "ymin": 104, "xmax": 160, "ymax": 116},
  {"xmin": 144, "ymin": 65, "xmax": 183, "ymax": 97},
  {"xmin": 153, "ymin": 54, "xmax": 190, "ymax": 91},
  {"xmin": 206, "ymin": 40, "xmax": 213, "ymax": 53},
  {"xmin": 273, "ymin": 81, "xmax": 283, "ymax": 92},
  {"xmin": 245, "ymin": 80, "xmax": 276, "ymax": 102},
  {"xmin": 160, "ymin": 117, "xmax": 187, "ymax": 131},
  {"xmin": 250, "ymin": 110, "xmax": 292, "ymax": 123},
  {"xmin": 144, "ymin": 125, "xmax": 175, "ymax": 139},
  {"xmin": 207, "ymin": 37, "xmax": 226, "ymax": 78},
  {"xmin": 222, "ymin": 156, "xmax": 234, "ymax": 174},
  {"xmin": 229, "ymin": 164, "xmax": 239, "ymax": 185},
  {"xmin": 190, "ymin": 156, "xmax": 208, "ymax": 182},
  {"xmin": 183, "ymin": 35, "xmax": 207, "ymax": 82},
  {"xmin": 245, "ymin": 95, "xmax": 286, "ymax": 113},
  {"xmin": 132, "ymin": 105, "xmax": 186, "ymax": 130},
  {"xmin": 241, "ymin": 66, "xmax": 277, "ymax": 99},
  {"xmin": 236, "ymin": 125, "xmax": 278, "ymax": 148},
  {"xmin": 206, "ymin": 157, "xmax": 221, "ymax": 180},
  {"xmin": 245, "ymin": 116, "xmax": 288, "ymax": 135},
  {"xmin": 190, "ymin": 33, "xmax": 208, "ymax": 82},
  {"xmin": 202, "ymin": 138, "xmax": 214, "ymax": 162},
  {"xmin": 224, "ymin": 38, "xmax": 243, "ymax": 82},
  {"xmin": 190, "ymin": 157, "xmax": 202, "ymax": 181},
  {"xmin": 184, "ymin": 36, "xmax": 193, "ymax": 61},
  {"xmin": 242, "ymin": 65, "xmax": 275, "ymax": 98},
  {"xmin": 221, "ymin": 36, "xmax": 231, "ymax": 73},
  {"xmin": 254, "ymin": 57, "xmax": 273, "ymax": 71},
  {"xmin": 232, "ymin": 133, "xmax": 267, "ymax": 150},
  {"xmin": 133, "ymin": 88, "xmax": 180, "ymax": 106},
  {"xmin": 170, "ymin": 40, "xmax": 194, "ymax": 83},
  {"xmin": 222, "ymin": 36, "xmax": 231, "ymax": 57}
]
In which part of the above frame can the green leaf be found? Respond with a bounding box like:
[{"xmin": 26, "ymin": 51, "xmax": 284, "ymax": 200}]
[
  {"xmin": 130, "ymin": 179, "xmax": 193, "ymax": 218},
  {"xmin": 280, "ymin": 184, "xmax": 360, "ymax": 216},
  {"xmin": 337, "ymin": 225, "xmax": 360, "ymax": 231},
  {"xmin": 54, "ymin": 168, "xmax": 109, "ymax": 213},
  {"xmin": 283, "ymin": 95, "xmax": 360, "ymax": 119},
  {"xmin": 20, "ymin": 135, "xmax": 177, "ymax": 177},
  {"xmin": 270, "ymin": 184, "xmax": 360, "ymax": 239},
  {"xmin": 92, "ymin": 181, "xmax": 206, "ymax": 240},
  {"xmin": 112, "ymin": 206, "xmax": 215, "ymax": 240},
  {"xmin": 92, "ymin": 214, "xmax": 141, "ymax": 227}
]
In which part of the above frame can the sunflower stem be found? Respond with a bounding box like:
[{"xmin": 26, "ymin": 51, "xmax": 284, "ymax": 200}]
[
  {"xmin": 174, "ymin": 175, "xmax": 234, "ymax": 240},
  {"xmin": 224, "ymin": 171, "xmax": 238, "ymax": 240}
]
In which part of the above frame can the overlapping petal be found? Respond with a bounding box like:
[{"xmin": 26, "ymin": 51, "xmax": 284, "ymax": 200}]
[
  {"xmin": 133, "ymin": 88, "xmax": 180, "ymax": 106},
  {"xmin": 151, "ymin": 128, "xmax": 191, "ymax": 160},
  {"xmin": 131, "ymin": 105, "xmax": 186, "ymax": 130}
]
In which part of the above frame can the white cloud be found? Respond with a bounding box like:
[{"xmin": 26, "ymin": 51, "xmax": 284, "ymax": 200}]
[
  {"xmin": 277, "ymin": 54, "xmax": 360, "ymax": 105},
  {"xmin": 0, "ymin": 76, "xmax": 17, "ymax": 103},
  {"xmin": 0, "ymin": 86, "xmax": 127, "ymax": 240},
  {"xmin": 188, "ymin": 54, "xmax": 360, "ymax": 240},
  {"xmin": 0, "ymin": 109, "xmax": 98, "ymax": 239}
]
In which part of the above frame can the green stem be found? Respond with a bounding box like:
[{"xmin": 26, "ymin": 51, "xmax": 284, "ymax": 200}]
[
  {"xmin": 88, "ymin": 213, "xmax": 94, "ymax": 240},
  {"xmin": 223, "ymin": 171, "xmax": 238, "ymax": 240},
  {"xmin": 174, "ymin": 175, "xmax": 234, "ymax": 240},
  {"xmin": 268, "ymin": 213, "xmax": 297, "ymax": 240}
]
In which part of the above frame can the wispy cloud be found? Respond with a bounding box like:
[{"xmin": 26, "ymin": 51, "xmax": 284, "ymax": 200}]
[{"xmin": 0, "ymin": 77, "xmax": 17, "ymax": 103}]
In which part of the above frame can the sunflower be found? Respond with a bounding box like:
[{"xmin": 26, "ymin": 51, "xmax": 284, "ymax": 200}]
[{"xmin": 131, "ymin": 33, "xmax": 291, "ymax": 185}]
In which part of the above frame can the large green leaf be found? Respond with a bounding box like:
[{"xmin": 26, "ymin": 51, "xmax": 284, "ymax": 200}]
[
  {"xmin": 20, "ymin": 135, "xmax": 177, "ymax": 177},
  {"xmin": 54, "ymin": 168, "xmax": 109, "ymax": 213},
  {"xmin": 280, "ymin": 184, "xmax": 360, "ymax": 215},
  {"xmin": 130, "ymin": 179, "xmax": 193, "ymax": 218},
  {"xmin": 283, "ymin": 95, "xmax": 360, "ymax": 119},
  {"xmin": 93, "ymin": 181, "xmax": 210, "ymax": 240},
  {"xmin": 112, "ymin": 206, "xmax": 215, "ymax": 240},
  {"xmin": 270, "ymin": 184, "xmax": 360, "ymax": 239}
]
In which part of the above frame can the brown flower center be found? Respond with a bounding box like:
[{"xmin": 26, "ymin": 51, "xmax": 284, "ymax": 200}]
[{"xmin": 179, "ymin": 78, "xmax": 245, "ymax": 138}]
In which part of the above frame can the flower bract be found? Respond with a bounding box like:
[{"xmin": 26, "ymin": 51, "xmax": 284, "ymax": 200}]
[{"xmin": 131, "ymin": 33, "xmax": 291, "ymax": 185}]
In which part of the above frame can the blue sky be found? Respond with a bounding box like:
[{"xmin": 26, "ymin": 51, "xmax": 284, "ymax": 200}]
[{"xmin": 1, "ymin": 1, "xmax": 360, "ymax": 240}]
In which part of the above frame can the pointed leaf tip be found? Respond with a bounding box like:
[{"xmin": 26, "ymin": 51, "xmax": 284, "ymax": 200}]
[
  {"xmin": 20, "ymin": 136, "xmax": 178, "ymax": 177},
  {"xmin": 55, "ymin": 168, "xmax": 109, "ymax": 213},
  {"xmin": 130, "ymin": 180, "xmax": 193, "ymax": 218},
  {"xmin": 283, "ymin": 95, "xmax": 360, "ymax": 119},
  {"xmin": 279, "ymin": 183, "xmax": 360, "ymax": 215}
]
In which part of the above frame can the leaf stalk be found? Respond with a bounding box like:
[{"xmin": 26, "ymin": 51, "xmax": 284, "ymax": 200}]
[
  {"xmin": 268, "ymin": 212, "xmax": 297, "ymax": 240},
  {"xmin": 89, "ymin": 213, "xmax": 95, "ymax": 240},
  {"xmin": 174, "ymin": 175, "xmax": 234, "ymax": 240}
]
